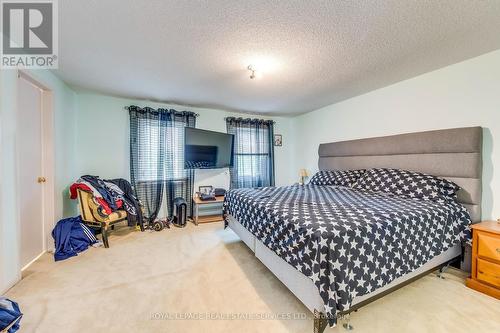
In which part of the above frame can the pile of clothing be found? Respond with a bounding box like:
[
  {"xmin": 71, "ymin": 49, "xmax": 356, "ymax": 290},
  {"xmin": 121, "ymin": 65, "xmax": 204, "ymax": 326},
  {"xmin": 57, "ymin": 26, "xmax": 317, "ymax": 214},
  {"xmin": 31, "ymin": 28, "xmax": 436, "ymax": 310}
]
[
  {"xmin": 70, "ymin": 175, "xmax": 143, "ymax": 229},
  {"xmin": 52, "ymin": 216, "xmax": 98, "ymax": 261},
  {"xmin": 0, "ymin": 297, "xmax": 22, "ymax": 333}
]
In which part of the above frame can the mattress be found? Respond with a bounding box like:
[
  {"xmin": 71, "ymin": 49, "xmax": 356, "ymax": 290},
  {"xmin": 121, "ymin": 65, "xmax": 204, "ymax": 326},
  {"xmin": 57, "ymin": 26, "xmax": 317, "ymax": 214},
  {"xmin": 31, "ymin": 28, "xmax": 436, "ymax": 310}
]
[
  {"xmin": 227, "ymin": 216, "xmax": 461, "ymax": 315},
  {"xmin": 223, "ymin": 184, "xmax": 471, "ymax": 325}
]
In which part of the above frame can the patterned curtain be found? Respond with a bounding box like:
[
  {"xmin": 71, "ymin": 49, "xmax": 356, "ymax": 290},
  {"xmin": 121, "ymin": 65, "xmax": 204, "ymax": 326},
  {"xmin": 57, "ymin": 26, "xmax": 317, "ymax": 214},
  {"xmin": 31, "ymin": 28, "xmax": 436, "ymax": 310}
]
[
  {"xmin": 226, "ymin": 117, "xmax": 275, "ymax": 189},
  {"xmin": 129, "ymin": 106, "xmax": 197, "ymax": 220}
]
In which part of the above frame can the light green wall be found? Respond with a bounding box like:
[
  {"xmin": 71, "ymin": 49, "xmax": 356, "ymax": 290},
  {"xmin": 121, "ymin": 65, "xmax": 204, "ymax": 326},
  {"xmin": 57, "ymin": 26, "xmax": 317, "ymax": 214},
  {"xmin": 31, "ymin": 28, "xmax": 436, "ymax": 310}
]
[
  {"xmin": 0, "ymin": 68, "xmax": 77, "ymax": 293},
  {"xmin": 291, "ymin": 49, "xmax": 500, "ymax": 220},
  {"xmin": 0, "ymin": 70, "xmax": 21, "ymax": 293},
  {"xmin": 75, "ymin": 92, "xmax": 296, "ymax": 193}
]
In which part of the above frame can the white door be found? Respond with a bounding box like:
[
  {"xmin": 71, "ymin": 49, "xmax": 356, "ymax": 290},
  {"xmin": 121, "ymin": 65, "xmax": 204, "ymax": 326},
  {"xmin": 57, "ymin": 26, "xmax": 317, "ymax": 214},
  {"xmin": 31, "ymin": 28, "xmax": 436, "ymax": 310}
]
[{"xmin": 17, "ymin": 76, "xmax": 45, "ymax": 269}]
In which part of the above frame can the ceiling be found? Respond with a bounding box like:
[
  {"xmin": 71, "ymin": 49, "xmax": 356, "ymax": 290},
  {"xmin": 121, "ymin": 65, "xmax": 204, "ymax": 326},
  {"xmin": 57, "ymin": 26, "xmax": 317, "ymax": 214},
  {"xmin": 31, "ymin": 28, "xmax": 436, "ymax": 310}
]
[{"xmin": 56, "ymin": 0, "xmax": 500, "ymax": 115}]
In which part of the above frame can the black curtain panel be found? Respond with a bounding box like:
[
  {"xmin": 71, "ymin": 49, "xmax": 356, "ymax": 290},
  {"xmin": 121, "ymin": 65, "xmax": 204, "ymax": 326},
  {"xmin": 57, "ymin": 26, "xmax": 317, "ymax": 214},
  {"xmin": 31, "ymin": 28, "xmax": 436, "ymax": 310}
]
[
  {"xmin": 129, "ymin": 106, "xmax": 197, "ymax": 221},
  {"xmin": 226, "ymin": 117, "xmax": 275, "ymax": 189}
]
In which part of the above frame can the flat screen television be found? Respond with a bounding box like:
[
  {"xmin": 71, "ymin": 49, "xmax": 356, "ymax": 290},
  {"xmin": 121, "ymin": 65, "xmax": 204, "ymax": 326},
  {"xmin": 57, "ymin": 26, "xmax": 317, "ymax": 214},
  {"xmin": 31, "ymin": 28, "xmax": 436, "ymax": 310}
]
[{"xmin": 184, "ymin": 128, "xmax": 234, "ymax": 169}]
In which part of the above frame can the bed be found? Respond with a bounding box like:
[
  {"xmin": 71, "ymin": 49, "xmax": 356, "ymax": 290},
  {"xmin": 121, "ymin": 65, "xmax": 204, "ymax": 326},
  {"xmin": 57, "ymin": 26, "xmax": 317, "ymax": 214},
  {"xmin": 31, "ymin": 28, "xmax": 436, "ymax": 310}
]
[{"xmin": 223, "ymin": 126, "xmax": 483, "ymax": 332}]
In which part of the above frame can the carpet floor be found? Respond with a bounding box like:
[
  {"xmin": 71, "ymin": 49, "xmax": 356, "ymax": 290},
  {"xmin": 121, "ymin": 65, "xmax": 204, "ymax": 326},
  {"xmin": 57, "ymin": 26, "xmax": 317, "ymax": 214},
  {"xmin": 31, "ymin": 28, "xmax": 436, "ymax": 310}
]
[{"xmin": 5, "ymin": 222, "xmax": 500, "ymax": 333}]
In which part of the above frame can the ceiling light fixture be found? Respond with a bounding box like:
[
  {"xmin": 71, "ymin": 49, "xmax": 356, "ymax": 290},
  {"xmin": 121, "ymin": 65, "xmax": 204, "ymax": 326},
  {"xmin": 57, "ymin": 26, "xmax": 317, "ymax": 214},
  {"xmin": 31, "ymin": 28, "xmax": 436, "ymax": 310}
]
[
  {"xmin": 245, "ymin": 56, "xmax": 280, "ymax": 79},
  {"xmin": 247, "ymin": 65, "xmax": 257, "ymax": 79}
]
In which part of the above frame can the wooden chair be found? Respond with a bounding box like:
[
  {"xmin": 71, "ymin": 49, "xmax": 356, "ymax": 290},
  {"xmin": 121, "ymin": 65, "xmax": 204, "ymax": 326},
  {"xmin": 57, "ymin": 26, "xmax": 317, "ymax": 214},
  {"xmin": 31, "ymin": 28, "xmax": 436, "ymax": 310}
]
[{"xmin": 76, "ymin": 189, "xmax": 130, "ymax": 248}]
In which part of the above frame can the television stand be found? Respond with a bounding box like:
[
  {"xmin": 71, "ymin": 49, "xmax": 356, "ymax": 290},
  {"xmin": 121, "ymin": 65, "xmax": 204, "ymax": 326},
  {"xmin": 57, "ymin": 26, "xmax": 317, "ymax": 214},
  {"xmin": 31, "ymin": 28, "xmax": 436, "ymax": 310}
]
[{"xmin": 192, "ymin": 195, "xmax": 225, "ymax": 225}]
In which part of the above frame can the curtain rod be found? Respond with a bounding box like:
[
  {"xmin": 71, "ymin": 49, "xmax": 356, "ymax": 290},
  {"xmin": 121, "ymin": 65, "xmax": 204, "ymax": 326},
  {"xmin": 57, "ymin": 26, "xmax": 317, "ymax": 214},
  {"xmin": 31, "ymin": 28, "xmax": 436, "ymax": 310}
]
[
  {"xmin": 124, "ymin": 105, "xmax": 199, "ymax": 117},
  {"xmin": 224, "ymin": 116, "xmax": 275, "ymax": 124}
]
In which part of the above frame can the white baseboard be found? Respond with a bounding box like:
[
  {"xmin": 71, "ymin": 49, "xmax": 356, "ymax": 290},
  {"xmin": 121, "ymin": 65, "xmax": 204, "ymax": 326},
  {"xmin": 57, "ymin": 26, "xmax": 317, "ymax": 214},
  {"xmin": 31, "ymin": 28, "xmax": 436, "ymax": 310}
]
[{"xmin": 21, "ymin": 250, "xmax": 47, "ymax": 271}]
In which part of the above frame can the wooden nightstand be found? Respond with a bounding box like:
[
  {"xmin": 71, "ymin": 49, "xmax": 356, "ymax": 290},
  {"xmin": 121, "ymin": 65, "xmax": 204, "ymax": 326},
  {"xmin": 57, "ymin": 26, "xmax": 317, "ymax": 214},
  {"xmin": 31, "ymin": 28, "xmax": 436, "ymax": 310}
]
[{"xmin": 466, "ymin": 221, "xmax": 500, "ymax": 299}]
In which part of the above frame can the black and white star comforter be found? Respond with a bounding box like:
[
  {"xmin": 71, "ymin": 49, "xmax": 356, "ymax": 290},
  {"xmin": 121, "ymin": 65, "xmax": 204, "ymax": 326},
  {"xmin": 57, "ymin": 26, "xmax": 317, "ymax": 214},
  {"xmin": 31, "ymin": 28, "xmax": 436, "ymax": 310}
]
[{"xmin": 223, "ymin": 184, "xmax": 471, "ymax": 326}]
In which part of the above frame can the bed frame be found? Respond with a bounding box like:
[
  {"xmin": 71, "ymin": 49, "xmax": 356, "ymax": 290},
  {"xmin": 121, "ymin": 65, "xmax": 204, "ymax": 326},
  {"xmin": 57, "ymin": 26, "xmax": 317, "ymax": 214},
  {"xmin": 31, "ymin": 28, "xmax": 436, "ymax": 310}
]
[{"xmin": 227, "ymin": 126, "xmax": 483, "ymax": 332}]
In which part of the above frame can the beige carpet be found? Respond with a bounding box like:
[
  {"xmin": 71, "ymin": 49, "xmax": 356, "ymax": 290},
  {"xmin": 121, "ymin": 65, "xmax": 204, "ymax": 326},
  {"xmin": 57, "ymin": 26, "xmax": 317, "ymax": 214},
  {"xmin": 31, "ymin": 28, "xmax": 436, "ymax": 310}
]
[{"xmin": 6, "ymin": 222, "xmax": 500, "ymax": 333}]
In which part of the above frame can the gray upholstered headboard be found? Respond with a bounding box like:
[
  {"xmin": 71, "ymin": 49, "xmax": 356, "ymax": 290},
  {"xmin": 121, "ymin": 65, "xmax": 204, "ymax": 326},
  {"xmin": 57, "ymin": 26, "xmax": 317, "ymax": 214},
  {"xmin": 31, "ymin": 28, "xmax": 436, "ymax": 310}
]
[{"xmin": 318, "ymin": 127, "xmax": 483, "ymax": 222}]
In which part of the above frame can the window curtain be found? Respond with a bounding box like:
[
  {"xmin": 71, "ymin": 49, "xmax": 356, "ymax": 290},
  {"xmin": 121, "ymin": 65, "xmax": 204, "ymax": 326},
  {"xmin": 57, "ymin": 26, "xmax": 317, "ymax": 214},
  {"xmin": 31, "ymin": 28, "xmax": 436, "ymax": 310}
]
[
  {"xmin": 129, "ymin": 105, "xmax": 197, "ymax": 221},
  {"xmin": 226, "ymin": 117, "xmax": 275, "ymax": 189}
]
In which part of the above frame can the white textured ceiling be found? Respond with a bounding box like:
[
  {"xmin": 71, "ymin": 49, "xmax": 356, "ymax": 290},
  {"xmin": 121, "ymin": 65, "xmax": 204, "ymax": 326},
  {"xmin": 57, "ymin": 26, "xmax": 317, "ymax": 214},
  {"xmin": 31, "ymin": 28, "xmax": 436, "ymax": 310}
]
[{"xmin": 56, "ymin": 0, "xmax": 500, "ymax": 115}]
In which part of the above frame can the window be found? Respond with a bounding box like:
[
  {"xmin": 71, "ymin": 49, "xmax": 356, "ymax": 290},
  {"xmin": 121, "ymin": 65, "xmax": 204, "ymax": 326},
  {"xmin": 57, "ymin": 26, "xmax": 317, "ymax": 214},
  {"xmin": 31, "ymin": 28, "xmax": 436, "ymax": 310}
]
[
  {"xmin": 136, "ymin": 120, "xmax": 185, "ymax": 182},
  {"xmin": 129, "ymin": 106, "xmax": 197, "ymax": 220},
  {"xmin": 234, "ymin": 127, "xmax": 270, "ymax": 178},
  {"xmin": 226, "ymin": 118, "xmax": 275, "ymax": 189},
  {"xmin": 136, "ymin": 119, "xmax": 160, "ymax": 182}
]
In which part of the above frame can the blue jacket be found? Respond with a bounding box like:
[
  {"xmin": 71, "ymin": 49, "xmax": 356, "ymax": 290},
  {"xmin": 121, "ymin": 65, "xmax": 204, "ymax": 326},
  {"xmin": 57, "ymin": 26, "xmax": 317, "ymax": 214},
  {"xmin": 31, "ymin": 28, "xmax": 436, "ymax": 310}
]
[
  {"xmin": 0, "ymin": 297, "xmax": 22, "ymax": 333},
  {"xmin": 52, "ymin": 216, "xmax": 96, "ymax": 261}
]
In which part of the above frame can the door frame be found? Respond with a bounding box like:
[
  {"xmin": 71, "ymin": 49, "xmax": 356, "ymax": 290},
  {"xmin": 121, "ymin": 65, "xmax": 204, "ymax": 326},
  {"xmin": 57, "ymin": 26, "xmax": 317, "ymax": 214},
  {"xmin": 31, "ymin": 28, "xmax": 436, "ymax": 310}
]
[{"xmin": 17, "ymin": 70, "xmax": 55, "ymax": 269}]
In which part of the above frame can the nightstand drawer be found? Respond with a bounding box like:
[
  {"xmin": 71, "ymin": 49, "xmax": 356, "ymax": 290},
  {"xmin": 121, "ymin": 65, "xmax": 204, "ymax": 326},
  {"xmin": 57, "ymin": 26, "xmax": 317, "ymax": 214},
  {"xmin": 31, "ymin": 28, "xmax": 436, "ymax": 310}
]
[
  {"xmin": 477, "ymin": 258, "xmax": 500, "ymax": 288},
  {"xmin": 477, "ymin": 232, "xmax": 500, "ymax": 263}
]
